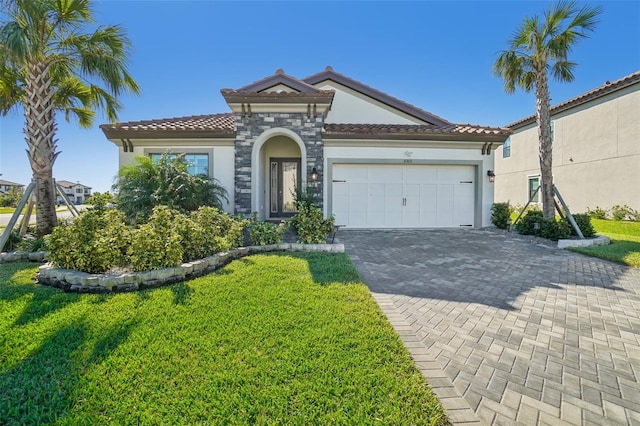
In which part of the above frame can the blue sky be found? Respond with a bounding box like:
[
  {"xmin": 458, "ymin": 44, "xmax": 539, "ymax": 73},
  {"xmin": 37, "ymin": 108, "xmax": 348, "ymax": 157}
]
[{"xmin": 1, "ymin": 0, "xmax": 638, "ymax": 193}]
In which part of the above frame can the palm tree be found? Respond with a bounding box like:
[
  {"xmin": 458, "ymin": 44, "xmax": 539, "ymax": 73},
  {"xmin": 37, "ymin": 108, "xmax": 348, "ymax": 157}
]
[
  {"xmin": 493, "ymin": 1, "xmax": 601, "ymax": 219},
  {"xmin": 0, "ymin": 0, "xmax": 139, "ymax": 235}
]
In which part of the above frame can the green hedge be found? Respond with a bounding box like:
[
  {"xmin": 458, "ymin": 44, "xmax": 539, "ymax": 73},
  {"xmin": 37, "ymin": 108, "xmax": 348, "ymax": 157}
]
[{"xmin": 47, "ymin": 205, "xmax": 247, "ymax": 273}]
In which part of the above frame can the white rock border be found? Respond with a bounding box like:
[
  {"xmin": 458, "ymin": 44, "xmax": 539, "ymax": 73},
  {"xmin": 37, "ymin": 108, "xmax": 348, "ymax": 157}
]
[
  {"xmin": 557, "ymin": 235, "xmax": 610, "ymax": 249},
  {"xmin": 0, "ymin": 251, "xmax": 47, "ymax": 264},
  {"xmin": 37, "ymin": 243, "xmax": 345, "ymax": 293}
]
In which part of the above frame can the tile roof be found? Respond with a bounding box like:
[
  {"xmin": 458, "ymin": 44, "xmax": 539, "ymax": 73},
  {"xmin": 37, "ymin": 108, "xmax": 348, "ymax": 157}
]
[
  {"xmin": 0, "ymin": 179, "xmax": 24, "ymax": 187},
  {"xmin": 508, "ymin": 70, "xmax": 640, "ymax": 129},
  {"xmin": 100, "ymin": 113, "xmax": 235, "ymax": 138},
  {"xmin": 236, "ymin": 68, "xmax": 321, "ymax": 93},
  {"xmin": 324, "ymin": 123, "xmax": 510, "ymax": 139},
  {"xmin": 304, "ymin": 66, "xmax": 452, "ymax": 127},
  {"xmin": 56, "ymin": 180, "xmax": 91, "ymax": 188},
  {"xmin": 220, "ymin": 89, "xmax": 335, "ymax": 104}
]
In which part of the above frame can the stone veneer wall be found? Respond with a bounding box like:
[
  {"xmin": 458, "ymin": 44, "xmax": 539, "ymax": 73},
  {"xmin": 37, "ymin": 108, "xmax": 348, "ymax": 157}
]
[{"xmin": 234, "ymin": 112, "xmax": 325, "ymax": 215}]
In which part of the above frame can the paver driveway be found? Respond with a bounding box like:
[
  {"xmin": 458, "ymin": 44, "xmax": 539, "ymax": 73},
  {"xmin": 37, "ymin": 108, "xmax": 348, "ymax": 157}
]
[{"xmin": 339, "ymin": 229, "xmax": 640, "ymax": 426}]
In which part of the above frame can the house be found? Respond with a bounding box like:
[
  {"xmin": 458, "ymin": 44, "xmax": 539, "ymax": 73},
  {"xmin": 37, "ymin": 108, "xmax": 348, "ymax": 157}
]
[
  {"xmin": 56, "ymin": 180, "xmax": 92, "ymax": 205},
  {"xmin": 101, "ymin": 67, "xmax": 509, "ymax": 228},
  {"xmin": 495, "ymin": 71, "xmax": 640, "ymax": 213},
  {"xmin": 0, "ymin": 179, "xmax": 25, "ymax": 195}
]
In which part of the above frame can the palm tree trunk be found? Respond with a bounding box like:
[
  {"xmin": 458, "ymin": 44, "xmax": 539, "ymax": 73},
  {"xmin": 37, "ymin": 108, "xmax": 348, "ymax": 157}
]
[
  {"xmin": 535, "ymin": 69, "xmax": 555, "ymax": 219},
  {"xmin": 24, "ymin": 62, "xmax": 60, "ymax": 235}
]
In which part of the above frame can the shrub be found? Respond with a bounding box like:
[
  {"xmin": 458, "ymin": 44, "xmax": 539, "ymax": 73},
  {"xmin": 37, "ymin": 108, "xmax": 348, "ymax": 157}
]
[
  {"xmin": 191, "ymin": 207, "xmax": 246, "ymax": 251},
  {"xmin": 248, "ymin": 213, "xmax": 285, "ymax": 245},
  {"xmin": 540, "ymin": 218, "xmax": 571, "ymax": 241},
  {"xmin": 86, "ymin": 191, "xmax": 116, "ymax": 208},
  {"xmin": 1, "ymin": 229, "xmax": 22, "ymax": 252},
  {"xmin": 566, "ymin": 213, "xmax": 595, "ymax": 238},
  {"xmin": 586, "ymin": 206, "xmax": 608, "ymax": 220},
  {"xmin": 129, "ymin": 206, "xmax": 183, "ymax": 272},
  {"xmin": 491, "ymin": 202, "xmax": 512, "ymax": 229},
  {"xmin": 17, "ymin": 234, "xmax": 48, "ymax": 252},
  {"xmin": 514, "ymin": 209, "xmax": 544, "ymax": 235},
  {"xmin": 291, "ymin": 201, "xmax": 335, "ymax": 244},
  {"xmin": 48, "ymin": 208, "xmax": 130, "ymax": 273},
  {"xmin": 628, "ymin": 208, "xmax": 640, "ymax": 222},
  {"xmin": 611, "ymin": 204, "xmax": 632, "ymax": 221}
]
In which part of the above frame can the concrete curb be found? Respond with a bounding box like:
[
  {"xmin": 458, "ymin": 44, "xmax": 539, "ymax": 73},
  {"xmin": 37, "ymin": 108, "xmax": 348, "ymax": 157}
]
[
  {"xmin": 557, "ymin": 235, "xmax": 610, "ymax": 249},
  {"xmin": 37, "ymin": 243, "xmax": 345, "ymax": 293}
]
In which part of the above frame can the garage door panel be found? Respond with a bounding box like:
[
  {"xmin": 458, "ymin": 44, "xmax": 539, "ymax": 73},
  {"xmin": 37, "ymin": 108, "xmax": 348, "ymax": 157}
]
[{"xmin": 332, "ymin": 164, "xmax": 476, "ymax": 228}]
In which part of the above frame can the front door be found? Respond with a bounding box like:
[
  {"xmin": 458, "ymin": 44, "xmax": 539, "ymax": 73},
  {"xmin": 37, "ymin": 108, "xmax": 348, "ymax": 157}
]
[{"xmin": 270, "ymin": 158, "xmax": 301, "ymax": 218}]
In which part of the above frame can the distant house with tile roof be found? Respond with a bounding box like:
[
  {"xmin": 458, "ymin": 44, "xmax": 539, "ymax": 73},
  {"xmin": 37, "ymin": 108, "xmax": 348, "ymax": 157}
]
[
  {"xmin": 0, "ymin": 179, "xmax": 25, "ymax": 195},
  {"xmin": 494, "ymin": 70, "xmax": 640, "ymax": 213},
  {"xmin": 55, "ymin": 180, "xmax": 92, "ymax": 205},
  {"xmin": 101, "ymin": 67, "xmax": 509, "ymax": 228}
]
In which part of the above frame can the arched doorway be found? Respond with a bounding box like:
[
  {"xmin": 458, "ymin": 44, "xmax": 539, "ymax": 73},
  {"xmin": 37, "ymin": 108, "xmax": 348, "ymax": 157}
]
[{"xmin": 251, "ymin": 128, "xmax": 307, "ymax": 219}]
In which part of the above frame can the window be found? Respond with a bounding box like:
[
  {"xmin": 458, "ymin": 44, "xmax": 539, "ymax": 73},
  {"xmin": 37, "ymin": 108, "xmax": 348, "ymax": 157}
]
[
  {"xmin": 503, "ymin": 137, "xmax": 511, "ymax": 158},
  {"xmin": 76, "ymin": 188, "xmax": 83, "ymax": 193},
  {"xmin": 150, "ymin": 153, "xmax": 209, "ymax": 176},
  {"xmin": 528, "ymin": 176, "xmax": 540, "ymax": 203}
]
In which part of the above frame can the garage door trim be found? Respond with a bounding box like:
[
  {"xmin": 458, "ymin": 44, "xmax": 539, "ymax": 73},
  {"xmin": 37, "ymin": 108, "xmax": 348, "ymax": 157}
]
[{"xmin": 326, "ymin": 158, "xmax": 484, "ymax": 228}]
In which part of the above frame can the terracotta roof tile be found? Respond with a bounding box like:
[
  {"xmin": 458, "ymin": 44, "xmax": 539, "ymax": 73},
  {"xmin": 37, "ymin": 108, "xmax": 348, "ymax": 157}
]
[
  {"xmin": 508, "ymin": 70, "xmax": 640, "ymax": 129},
  {"xmin": 100, "ymin": 113, "xmax": 235, "ymax": 135},
  {"xmin": 220, "ymin": 89, "xmax": 335, "ymax": 103},
  {"xmin": 324, "ymin": 123, "xmax": 510, "ymax": 137},
  {"xmin": 236, "ymin": 69, "xmax": 321, "ymax": 93}
]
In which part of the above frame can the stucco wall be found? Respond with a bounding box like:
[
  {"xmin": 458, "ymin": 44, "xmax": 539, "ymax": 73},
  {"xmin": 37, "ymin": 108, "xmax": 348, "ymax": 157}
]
[
  {"xmin": 324, "ymin": 144, "xmax": 496, "ymax": 227},
  {"xmin": 115, "ymin": 140, "xmax": 235, "ymax": 213},
  {"xmin": 495, "ymin": 85, "xmax": 640, "ymax": 212},
  {"xmin": 314, "ymin": 82, "xmax": 425, "ymax": 125}
]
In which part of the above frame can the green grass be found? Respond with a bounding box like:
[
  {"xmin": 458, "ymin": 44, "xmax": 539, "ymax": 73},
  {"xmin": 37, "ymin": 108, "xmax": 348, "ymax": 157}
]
[
  {"xmin": 0, "ymin": 254, "xmax": 446, "ymax": 425},
  {"xmin": 570, "ymin": 219, "xmax": 640, "ymax": 268}
]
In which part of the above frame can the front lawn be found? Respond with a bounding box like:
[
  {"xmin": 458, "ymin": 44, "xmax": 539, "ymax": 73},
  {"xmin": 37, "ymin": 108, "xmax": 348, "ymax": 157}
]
[
  {"xmin": 570, "ymin": 219, "xmax": 640, "ymax": 267},
  {"xmin": 0, "ymin": 253, "xmax": 446, "ymax": 425}
]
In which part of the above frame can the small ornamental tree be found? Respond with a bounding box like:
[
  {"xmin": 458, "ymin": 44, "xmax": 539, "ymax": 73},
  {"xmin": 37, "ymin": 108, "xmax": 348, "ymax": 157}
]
[{"xmin": 113, "ymin": 153, "xmax": 228, "ymax": 223}]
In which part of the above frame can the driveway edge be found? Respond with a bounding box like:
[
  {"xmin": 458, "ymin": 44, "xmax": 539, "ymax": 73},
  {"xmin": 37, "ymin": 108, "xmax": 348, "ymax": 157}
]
[{"xmin": 372, "ymin": 291, "xmax": 486, "ymax": 426}]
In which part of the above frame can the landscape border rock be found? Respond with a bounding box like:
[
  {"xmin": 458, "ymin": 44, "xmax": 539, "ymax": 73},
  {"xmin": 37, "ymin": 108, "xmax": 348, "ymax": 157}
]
[
  {"xmin": 36, "ymin": 243, "xmax": 345, "ymax": 293},
  {"xmin": 0, "ymin": 251, "xmax": 47, "ymax": 264},
  {"xmin": 557, "ymin": 235, "xmax": 610, "ymax": 249}
]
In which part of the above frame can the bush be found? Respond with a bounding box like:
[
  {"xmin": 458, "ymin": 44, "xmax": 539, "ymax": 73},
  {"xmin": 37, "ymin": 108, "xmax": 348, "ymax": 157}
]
[
  {"xmin": 566, "ymin": 213, "xmax": 595, "ymax": 238},
  {"xmin": 113, "ymin": 154, "xmax": 228, "ymax": 224},
  {"xmin": 611, "ymin": 204, "xmax": 631, "ymax": 221},
  {"xmin": 514, "ymin": 209, "xmax": 544, "ymax": 235},
  {"xmin": 291, "ymin": 201, "xmax": 335, "ymax": 244},
  {"xmin": 586, "ymin": 206, "xmax": 608, "ymax": 220},
  {"xmin": 491, "ymin": 202, "xmax": 512, "ymax": 229},
  {"xmin": 48, "ymin": 208, "xmax": 130, "ymax": 273},
  {"xmin": 540, "ymin": 218, "xmax": 571, "ymax": 241},
  {"xmin": 1, "ymin": 229, "xmax": 22, "ymax": 252},
  {"xmin": 129, "ymin": 206, "xmax": 183, "ymax": 272},
  {"xmin": 17, "ymin": 234, "xmax": 48, "ymax": 252},
  {"xmin": 248, "ymin": 213, "xmax": 285, "ymax": 245}
]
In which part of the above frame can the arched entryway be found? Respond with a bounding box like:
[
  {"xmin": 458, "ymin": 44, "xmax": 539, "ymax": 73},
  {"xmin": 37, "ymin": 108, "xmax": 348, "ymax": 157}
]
[{"xmin": 251, "ymin": 128, "xmax": 307, "ymax": 219}]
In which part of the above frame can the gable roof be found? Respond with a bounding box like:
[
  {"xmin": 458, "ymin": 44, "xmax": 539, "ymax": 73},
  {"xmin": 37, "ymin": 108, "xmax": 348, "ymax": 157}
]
[
  {"xmin": 100, "ymin": 113, "xmax": 235, "ymax": 139},
  {"xmin": 0, "ymin": 179, "xmax": 24, "ymax": 187},
  {"xmin": 304, "ymin": 66, "xmax": 451, "ymax": 127},
  {"xmin": 508, "ymin": 70, "xmax": 640, "ymax": 129},
  {"xmin": 57, "ymin": 180, "xmax": 91, "ymax": 189},
  {"xmin": 236, "ymin": 68, "xmax": 321, "ymax": 93}
]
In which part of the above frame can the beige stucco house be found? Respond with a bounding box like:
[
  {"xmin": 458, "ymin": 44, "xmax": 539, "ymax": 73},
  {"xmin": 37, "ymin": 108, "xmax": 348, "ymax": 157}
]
[
  {"xmin": 101, "ymin": 67, "xmax": 509, "ymax": 228},
  {"xmin": 495, "ymin": 71, "xmax": 640, "ymax": 213}
]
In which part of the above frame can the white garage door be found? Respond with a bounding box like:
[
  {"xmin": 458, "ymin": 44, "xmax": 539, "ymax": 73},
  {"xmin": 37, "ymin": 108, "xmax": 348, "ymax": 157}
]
[{"xmin": 332, "ymin": 164, "xmax": 476, "ymax": 228}]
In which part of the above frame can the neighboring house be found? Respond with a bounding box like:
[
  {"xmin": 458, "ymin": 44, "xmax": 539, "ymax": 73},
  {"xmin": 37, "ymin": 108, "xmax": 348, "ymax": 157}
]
[
  {"xmin": 101, "ymin": 67, "xmax": 509, "ymax": 228},
  {"xmin": 56, "ymin": 180, "xmax": 92, "ymax": 205},
  {"xmin": 0, "ymin": 179, "xmax": 25, "ymax": 195},
  {"xmin": 495, "ymin": 71, "xmax": 640, "ymax": 213}
]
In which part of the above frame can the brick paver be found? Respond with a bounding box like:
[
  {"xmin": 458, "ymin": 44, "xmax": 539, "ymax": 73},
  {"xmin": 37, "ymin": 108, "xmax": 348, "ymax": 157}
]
[{"xmin": 340, "ymin": 229, "xmax": 640, "ymax": 426}]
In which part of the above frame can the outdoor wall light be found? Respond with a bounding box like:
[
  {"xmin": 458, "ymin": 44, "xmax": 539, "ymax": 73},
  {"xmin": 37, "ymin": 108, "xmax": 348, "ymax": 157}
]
[
  {"xmin": 487, "ymin": 170, "xmax": 496, "ymax": 183},
  {"xmin": 310, "ymin": 167, "xmax": 319, "ymax": 182}
]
